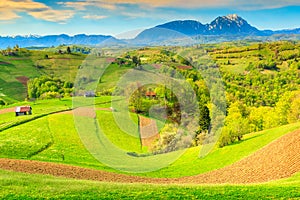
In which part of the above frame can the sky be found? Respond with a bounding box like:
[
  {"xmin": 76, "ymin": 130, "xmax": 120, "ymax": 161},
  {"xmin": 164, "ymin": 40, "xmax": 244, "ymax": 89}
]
[{"xmin": 0, "ymin": 0, "xmax": 300, "ymax": 38}]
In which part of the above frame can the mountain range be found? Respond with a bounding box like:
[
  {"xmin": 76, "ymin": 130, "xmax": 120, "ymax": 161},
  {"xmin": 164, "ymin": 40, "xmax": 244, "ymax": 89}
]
[
  {"xmin": 1, "ymin": 14, "xmax": 300, "ymax": 48},
  {"xmin": 0, "ymin": 34, "xmax": 118, "ymax": 49}
]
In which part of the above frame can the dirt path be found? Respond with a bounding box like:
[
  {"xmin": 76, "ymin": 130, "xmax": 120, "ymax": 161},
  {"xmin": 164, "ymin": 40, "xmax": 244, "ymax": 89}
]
[
  {"xmin": 0, "ymin": 107, "xmax": 14, "ymax": 115},
  {"xmin": 139, "ymin": 116, "xmax": 160, "ymax": 147},
  {"xmin": 16, "ymin": 76, "xmax": 29, "ymax": 87},
  {"xmin": 59, "ymin": 107, "xmax": 112, "ymax": 118},
  {"xmin": 0, "ymin": 130, "xmax": 299, "ymax": 184}
]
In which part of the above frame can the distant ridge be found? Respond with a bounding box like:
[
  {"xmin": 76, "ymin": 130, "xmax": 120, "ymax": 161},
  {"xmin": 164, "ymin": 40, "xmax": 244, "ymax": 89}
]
[
  {"xmin": 1, "ymin": 14, "xmax": 300, "ymax": 48},
  {"xmin": 0, "ymin": 34, "xmax": 120, "ymax": 49},
  {"xmin": 133, "ymin": 14, "xmax": 300, "ymax": 44}
]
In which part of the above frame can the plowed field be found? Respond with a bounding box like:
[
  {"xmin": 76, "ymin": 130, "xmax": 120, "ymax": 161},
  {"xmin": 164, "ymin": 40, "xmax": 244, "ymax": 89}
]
[{"xmin": 0, "ymin": 130, "xmax": 299, "ymax": 184}]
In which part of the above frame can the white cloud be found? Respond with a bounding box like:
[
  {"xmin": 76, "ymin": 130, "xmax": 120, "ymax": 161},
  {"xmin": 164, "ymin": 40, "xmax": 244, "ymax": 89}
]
[
  {"xmin": 59, "ymin": 0, "xmax": 300, "ymax": 10},
  {"xmin": 83, "ymin": 14, "xmax": 107, "ymax": 20},
  {"xmin": 0, "ymin": 0, "xmax": 74, "ymax": 22},
  {"xmin": 59, "ymin": 1, "xmax": 116, "ymax": 10},
  {"xmin": 115, "ymin": 28, "xmax": 144, "ymax": 39},
  {"xmin": 29, "ymin": 9, "xmax": 74, "ymax": 23},
  {"xmin": 0, "ymin": 10, "xmax": 20, "ymax": 20}
]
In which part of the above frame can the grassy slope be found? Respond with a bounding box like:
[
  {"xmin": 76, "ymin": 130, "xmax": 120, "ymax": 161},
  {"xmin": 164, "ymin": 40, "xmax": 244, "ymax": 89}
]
[
  {"xmin": 0, "ymin": 97, "xmax": 143, "ymax": 171},
  {"xmin": 0, "ymin": 51, "xmax": 85, "ymax": 103},
  {"xmin": 0, "ymin": 54, "xmax": 40, "ymax": 103},
  {"xmin": 97, "ymin": 110, "xmax": 142, "ymax": 153},
  {"xmin": 0, "ymin": 170, "xmax": 299, "ymax": 199},
  {"xmin": 97, "ymin": 63, "xmax": 133, "ymax": 92},
  {"xmin": 0, "ymin": 98, "xmax": 72, "ymax": 132},
  {"xmin": 0, "ymin": 97, "xmax": 299, "ymax": 177},
  {"xmin": 0, "ymin": 117, "xmax": 52, "ymax": 159},
  {"xmin": 140, "ymin": 122, "xmax": 300, "ymax": 177},
  {"xmin": 0, "ymin": 97, "xmax": 299, "ymax": 198}
]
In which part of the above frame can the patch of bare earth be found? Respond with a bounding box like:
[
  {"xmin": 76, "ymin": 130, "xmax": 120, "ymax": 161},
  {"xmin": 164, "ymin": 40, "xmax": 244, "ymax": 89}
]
[
  {"xmin": 59, "ymin": 107, "xmax": 112, "ymax": 117},
  {"xmin": 0, "ymin": 107, "xmax": 15, "ymax": 115},
  {"xmin": 139, "ymin": 116, "xmax": 160, "ymax": 147},
  {"xmin": 0, "ymin": 130, "xmax": 299, "ymax": 184},
  {"xmin": 16, "ymin": 76, "xmax": 29, "ymax": 87},
  {"xmin": 0, "ymin": 61, "xmax": 12, "ymax": 65}
]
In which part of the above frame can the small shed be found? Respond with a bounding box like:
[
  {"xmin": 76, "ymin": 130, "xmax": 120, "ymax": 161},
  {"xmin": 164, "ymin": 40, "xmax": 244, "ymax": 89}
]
[{"xmin": 15, "ymin": 106, "xmax": 32, "ymax": 116}]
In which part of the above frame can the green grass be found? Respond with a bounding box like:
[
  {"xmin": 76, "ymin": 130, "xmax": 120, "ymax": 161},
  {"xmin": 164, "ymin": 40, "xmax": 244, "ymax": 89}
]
[
  {"xmin": 1, "ymin": 96, "xmax": 300, "ymax": 176},
  {"xmin": 0, "ymin": 117, "xmax": 52, "ymax": 158},
  {"xmin": 0, "ymin": 96, "xmax": 115, "ymax": 132},
  {"xmin": 0, "ymin": 98, "xmax": 72, "ymax": 132},
  {"xmin": 0, "ymin": 97, "xmax": 126, "ymax": 170},
  {"xmin": 0, "ymin": 99, "xmax": 300, "ymax": 177},
  {"xmin": 31, "ymin": 114, "xmax": 107, "ymax": 169},
  {"xmin": 96, "ymin": 110, "xmax": 142, "ymax": 153},
  {"xmin": 139, "ymin": 122, "xmax": 300, "ymax": 177},
  {"xmin": 0, "ymin": 51, "xmax": 86, "ymax": 103},
  {"xmin": 97, "ymin": 63, "xmax": 134, "ymax": 92},
  {"xmin": 0, "ymin": 169, "xmax": 299, "ymax": 199},
  {"xmin": 0, "ymin": 53, "xmax": 39, "ymax": 102}
]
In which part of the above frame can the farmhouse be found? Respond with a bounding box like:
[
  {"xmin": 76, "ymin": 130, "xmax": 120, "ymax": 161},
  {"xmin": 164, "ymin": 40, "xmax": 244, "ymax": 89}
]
[{"xmin": 15, "ymin": 106, "xmax": 32, "ymax": 116}]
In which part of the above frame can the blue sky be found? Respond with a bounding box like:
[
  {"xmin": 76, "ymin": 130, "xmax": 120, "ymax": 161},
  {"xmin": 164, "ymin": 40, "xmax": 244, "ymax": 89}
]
[{"xmin": 0, "ymin": 0, "xmax": 300, "ymax": 38}]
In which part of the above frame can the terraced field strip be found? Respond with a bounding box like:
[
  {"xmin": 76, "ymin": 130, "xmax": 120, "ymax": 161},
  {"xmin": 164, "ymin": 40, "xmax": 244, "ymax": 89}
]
[
  {"xmin": 0, "ymin": 107, "xmax": 14, "ymax": 115},
  {"xmin": 139, "ymin": 116, "xmax": 160, "ymax": 147},
  {"xmin": 181, "ymin": 130, "xmax": 300, "ymax": 184},
  {"xmin": 59, "ymin": 107, "xmax": 112, "ymax": 117},
  {"xmin": 0, "ymin": 130, "xmax": 299, "ymax": 184}
]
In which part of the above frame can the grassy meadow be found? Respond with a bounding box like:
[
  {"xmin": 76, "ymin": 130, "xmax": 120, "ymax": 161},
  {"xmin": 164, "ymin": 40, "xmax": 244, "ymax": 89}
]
[{"xmin": 0, "ymin": 96, "xmax": 299, "ymax": 177}]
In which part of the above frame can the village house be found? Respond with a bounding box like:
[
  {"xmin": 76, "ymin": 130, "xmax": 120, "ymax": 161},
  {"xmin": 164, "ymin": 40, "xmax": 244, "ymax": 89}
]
[{"xmin": 15, "ymin": 106, "xmax": 32, "ymax": 116}]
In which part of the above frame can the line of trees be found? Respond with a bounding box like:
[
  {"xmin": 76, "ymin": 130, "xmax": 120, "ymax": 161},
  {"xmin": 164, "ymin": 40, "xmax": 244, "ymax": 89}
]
[
  {"xmin": 27, "ymin": 76, "xmax": 73, "ymax": 99},
  {"xmin": 218, "ymin": 90, "xmax": 300, "ymax": 147}
]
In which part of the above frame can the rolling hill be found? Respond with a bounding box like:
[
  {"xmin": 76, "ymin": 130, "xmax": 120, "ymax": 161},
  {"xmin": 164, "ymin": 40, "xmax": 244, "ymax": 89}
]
[
  {"xmin": 0, "ymin": 96, "xmax": 299, "ymax": 199},
  {"xmin": 133, "ymin": 14, "xmax": 300, "ymax": 44},
  {"xmin": 0, "ymin": 34, "xmax": 121, "ymax": 49},
  {"xmin": 1, "ymin": 14, "xmax": 300, "ymax": 48}
]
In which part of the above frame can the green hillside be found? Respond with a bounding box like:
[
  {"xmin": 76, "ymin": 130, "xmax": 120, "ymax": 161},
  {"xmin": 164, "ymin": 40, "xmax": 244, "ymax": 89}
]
[
  {"xmin": 0, "ymin": 97, "xmax": 299, "ymax": 177},
  {"xmin": 0, "ymin": 48, "xmax": 86, "ymax": 103}
]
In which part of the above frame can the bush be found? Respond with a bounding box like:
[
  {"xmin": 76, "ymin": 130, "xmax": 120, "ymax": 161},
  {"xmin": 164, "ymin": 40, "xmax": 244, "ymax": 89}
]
[{"xmin": 0, "ymin": 99, "xmax": 6, "ymax": 106}]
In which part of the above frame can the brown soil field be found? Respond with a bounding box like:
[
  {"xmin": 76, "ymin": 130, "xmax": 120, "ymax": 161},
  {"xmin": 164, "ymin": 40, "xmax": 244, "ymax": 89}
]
[
  {"xmin": 0, "ymin": 130, "xmax": 299, "ymax": 184},
  {"xmin": 16, "ymin": 76, "xmax": 29, "ymax": 87}
]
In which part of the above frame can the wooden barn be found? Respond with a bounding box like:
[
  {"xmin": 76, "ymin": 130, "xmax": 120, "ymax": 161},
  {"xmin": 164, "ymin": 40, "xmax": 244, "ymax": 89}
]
[{"xmin": 15, "ymin": 106, "xmax": 32, "ymax": 116}]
